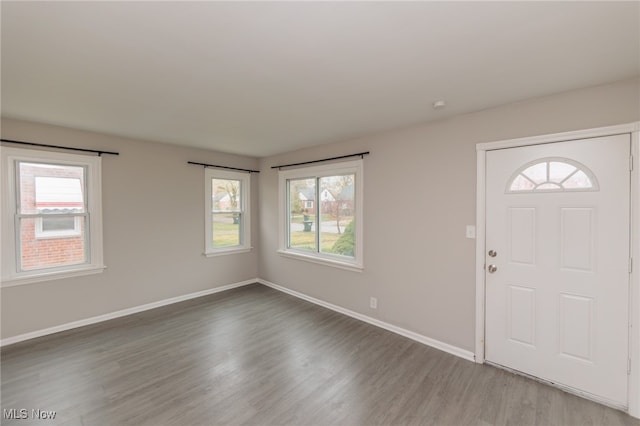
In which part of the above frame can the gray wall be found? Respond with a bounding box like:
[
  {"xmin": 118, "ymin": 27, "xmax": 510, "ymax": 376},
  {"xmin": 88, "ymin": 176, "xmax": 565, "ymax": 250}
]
[
  {"xmin": 2, "ymin": 77, "xmax": 638, "ymax": 346},
  {"xmin": 1, "ymin": 119, "xmax": 260, "ymax": 338},
  {"xmin": 258, "ymin": 77, "xmax": 640, "ymax": 352}
]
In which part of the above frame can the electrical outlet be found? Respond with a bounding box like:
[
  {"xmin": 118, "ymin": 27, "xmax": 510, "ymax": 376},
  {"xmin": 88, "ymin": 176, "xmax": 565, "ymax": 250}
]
[{"xmin": 370, "ymin": 297, "xmax": 378, "ymax": 309}]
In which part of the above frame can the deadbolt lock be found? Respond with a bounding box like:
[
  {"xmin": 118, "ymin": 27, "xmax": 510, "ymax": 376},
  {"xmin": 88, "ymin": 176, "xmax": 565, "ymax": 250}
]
[{"xmin": 488, "ymin": 250, "xmax": 497, "ymax": 257}]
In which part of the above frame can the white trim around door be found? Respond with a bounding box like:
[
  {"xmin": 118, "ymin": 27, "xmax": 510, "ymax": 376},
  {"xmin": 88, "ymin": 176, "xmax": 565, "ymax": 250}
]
[{"xmin": 475, "ymin": 122, "xmax": 640, "ymax": 418}]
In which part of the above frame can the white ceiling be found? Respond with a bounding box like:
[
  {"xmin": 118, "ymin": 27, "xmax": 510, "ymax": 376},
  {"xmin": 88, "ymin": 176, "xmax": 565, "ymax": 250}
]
[{"xmin": 2, "ymin": 2, "xmax": 639, "ymax": 157}]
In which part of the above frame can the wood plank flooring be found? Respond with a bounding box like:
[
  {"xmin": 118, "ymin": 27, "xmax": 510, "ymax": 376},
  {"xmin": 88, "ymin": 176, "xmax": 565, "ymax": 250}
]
[{"xmin": 2, "ymin": 283, "xmax": 639, "ymax": 426}]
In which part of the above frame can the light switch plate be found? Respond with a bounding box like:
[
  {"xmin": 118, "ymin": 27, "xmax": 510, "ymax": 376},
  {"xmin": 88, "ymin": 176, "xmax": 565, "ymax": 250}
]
[{"xmin": 466, "ymin": 225, "xmax": 476, "ymax": 239}]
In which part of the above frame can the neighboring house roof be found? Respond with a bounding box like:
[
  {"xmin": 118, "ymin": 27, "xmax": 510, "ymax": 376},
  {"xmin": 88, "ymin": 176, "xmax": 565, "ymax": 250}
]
[
  {"xmin": 299, "ymin": 184, "xmax": 354, "ymax": 202},
  {"xmin": 213, "ymin": 192, "xmax": 230, "ymax": 203},
  {"xmin": 320, "ymin": 188, "xmax": 336, "ymax": 201},
  {"xmin": 299, "ymin": 188, "xmax": 315, "ymax": 201},
  {"xmin": 337, "ymin": 184, "xmax": 354, "ymax": 201}
]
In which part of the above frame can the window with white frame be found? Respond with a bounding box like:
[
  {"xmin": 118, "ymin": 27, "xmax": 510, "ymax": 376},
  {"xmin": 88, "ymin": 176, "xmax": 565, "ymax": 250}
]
[
  {"xmin": 34, "ymin": 176, "xmax": 83, "ymax": 238},
  {"xmin": 36, "ymin": 215, "xmax": 82, "ymax": 239},
  {"xmin": 506, "ymin": 157, "xmax": 599, "ymax": 193},
  {"xmin": 204, "ymin": 168, "xmax": 251, "ymax": 256},
  {"xmin": 278, "ymin": 160, "xmax": 363, "ymax": 271},
  {"xmin": 1, "ymin": 147, "xmax": 105, "ymax": 285}
]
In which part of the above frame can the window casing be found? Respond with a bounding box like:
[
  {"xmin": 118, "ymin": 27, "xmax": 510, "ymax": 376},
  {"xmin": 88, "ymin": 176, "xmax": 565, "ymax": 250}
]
[
  {"xmin": 204, "ymin": 169, "xmax": 251, "ymax": 256},
  {"xmin": 278, "ymin": 160, "xmax": 363, "ymax": 271},
  {"xmin": 1, "ymin": 147, "xmax": 105, "ymax": 286}
]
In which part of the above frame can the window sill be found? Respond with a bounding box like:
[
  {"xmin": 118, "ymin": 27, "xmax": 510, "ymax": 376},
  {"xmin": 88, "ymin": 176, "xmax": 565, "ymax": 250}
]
[
  {"xmin": 35, "ymin": 232, "xmax": 82, "ymax": 240},
  {"xmin": 1, "ymin": 265, "xmax": 106, "ymax": 288},
  {"xmin": 277, "ymin": 249, "xmax": 363, "ymax": 272},
  {"xmin": 204, "ymin": 247, "xmax": 253, "ymax": 258}
]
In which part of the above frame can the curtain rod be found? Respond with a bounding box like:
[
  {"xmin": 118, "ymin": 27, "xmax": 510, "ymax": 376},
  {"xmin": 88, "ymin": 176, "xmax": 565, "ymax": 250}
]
[
  {"xmin": 187, "ymin": 161, "xmax": 260, "ymax": 173},
  {"xmin": 271, "ymin": 151, "xmax": 370, "ymax": 170},
  {"xmin": 1, "ymin": 138, "xmax": 119, "ymax": 156}
]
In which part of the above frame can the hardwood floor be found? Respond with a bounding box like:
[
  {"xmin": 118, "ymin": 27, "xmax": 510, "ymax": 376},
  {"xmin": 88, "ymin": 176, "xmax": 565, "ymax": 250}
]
[{"xmin": 2, "ymin": 283, "xmax": 639, "ymax": 426}]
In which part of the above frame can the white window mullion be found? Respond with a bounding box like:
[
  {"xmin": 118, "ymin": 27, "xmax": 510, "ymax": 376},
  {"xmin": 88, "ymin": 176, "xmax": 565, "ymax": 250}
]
[
  {"xmin": 315, "ymin": 177, "xmax": 320, "ymax": 254},
  {"xmin": 13, "ymin": 214, "xmax": 21, "ymax": 273}
]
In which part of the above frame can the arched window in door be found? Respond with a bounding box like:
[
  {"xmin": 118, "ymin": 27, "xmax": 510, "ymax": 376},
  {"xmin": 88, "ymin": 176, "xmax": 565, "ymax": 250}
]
[{"xmin": 506, "ymin": 157, "xmax": 599, "ymax": 193}]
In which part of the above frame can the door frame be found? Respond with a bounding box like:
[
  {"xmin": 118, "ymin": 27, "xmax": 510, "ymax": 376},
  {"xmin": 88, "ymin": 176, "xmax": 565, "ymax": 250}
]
[{"xmin": 475, "ymin": 122, "xmax": 640, "ymax": 417}]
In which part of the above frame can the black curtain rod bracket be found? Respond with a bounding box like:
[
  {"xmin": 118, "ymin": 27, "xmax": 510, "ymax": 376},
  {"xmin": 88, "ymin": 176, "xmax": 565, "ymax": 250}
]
[
  {"xmin": 187, "ymin": 161, "xmax": 259, "ymax": 174},
  {"xmin": 271, "ymin": 151, "xmax": 370, "ymax": 170},
  {"xmin": 1, "ymin": 139, "xmax": 119, "ymax": 156}
]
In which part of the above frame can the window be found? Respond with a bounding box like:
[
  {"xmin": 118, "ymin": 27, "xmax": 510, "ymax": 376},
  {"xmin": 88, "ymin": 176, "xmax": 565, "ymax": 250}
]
[
  {"xmin": 36, "ymin": 216, "xmax": 81, "ymax": 239},
  {"xmin": 34, "ymin": 176, "xmax": 83, "ymax": 238},
  {"xmin": 278, "ymin": 160, "xmax": 363, "ymax": 271},
  {"xmin": 507, "ymin": 157, "xmax": 599, "ymax": 193},
  {"xmin": 204, "ymin": 169, "xmax": 251, "ymax": 256},
  {"xmin": 1, "ymin": 148, "xmax": 105, "ymax": 285}
]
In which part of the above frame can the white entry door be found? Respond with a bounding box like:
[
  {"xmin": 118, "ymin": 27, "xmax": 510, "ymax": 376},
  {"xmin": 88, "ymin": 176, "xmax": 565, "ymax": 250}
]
[{"xmin": 485, "ymin": 134, "xmax": 631, "ymax": 407}]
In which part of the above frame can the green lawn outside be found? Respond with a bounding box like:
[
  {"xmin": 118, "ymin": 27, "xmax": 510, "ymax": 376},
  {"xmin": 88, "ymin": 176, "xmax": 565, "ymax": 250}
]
[
  {"xmin": 212, "ymin": 215, "xmax": 353, "ymax": 252},
  {"xmin": 290, "ymin": 231, "xmax": 341, "ymax": 253},
  {"xmin": 213, "ymin": 220, "xmax": 240, "ymax": 247},
  {"xmin": 291, "ymin": 213, "xmax": 344, "ymax": 224},
  {"xmin": 290, "ymin": 213, "xmax": 316, "ymax": 224}
]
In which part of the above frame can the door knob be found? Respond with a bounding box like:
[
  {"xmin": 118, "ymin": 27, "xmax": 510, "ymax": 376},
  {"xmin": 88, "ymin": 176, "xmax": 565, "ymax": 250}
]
[
  {"xmin": 488, "ymin": 264, "xmax": 498, "ymax": 273},
  {"xmin": 488, "ymin": 250, "xmax": 497, "ymax": 257}
]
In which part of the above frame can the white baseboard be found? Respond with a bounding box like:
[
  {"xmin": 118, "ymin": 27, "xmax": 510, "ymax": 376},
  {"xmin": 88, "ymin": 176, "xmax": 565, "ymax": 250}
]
[
  {"xmin": 0, "ymin": 279, "xmax": 257, "ymax": 347},
  {"xmin": 257, "ymin": 278, "xmax": 476, "ymax": 362},
  {"xmin": 2, "ymin": 277, "xmax": 476, "ymax": 364}
]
